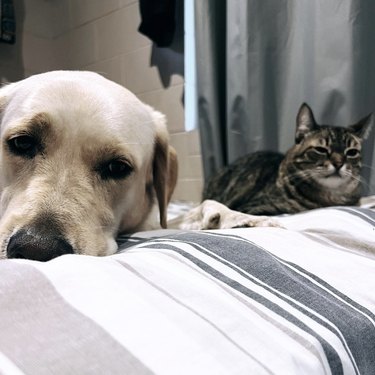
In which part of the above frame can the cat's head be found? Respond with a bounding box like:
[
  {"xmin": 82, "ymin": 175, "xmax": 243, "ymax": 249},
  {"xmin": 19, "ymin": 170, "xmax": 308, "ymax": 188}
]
[{"xmin": 285, "ymin": 103, "xmax": 373, "ymax": 191}]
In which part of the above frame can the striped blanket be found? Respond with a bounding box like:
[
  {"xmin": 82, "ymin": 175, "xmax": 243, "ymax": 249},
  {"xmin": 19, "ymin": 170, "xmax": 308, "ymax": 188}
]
[{"xmin": 0, "ymin": 204, "xmax": 374, "ymax": 374}]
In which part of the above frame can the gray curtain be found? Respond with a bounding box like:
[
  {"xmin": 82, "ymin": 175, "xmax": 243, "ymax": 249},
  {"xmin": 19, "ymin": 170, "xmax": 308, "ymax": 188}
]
[{"xmin": 195, "ymin": 0, "xmax": 375, "ymax": 195}]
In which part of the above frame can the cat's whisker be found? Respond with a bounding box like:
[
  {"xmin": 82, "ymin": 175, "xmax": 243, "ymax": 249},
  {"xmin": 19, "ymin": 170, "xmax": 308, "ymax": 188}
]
[
  {"xmin": 357, "ymin": 177, "xmax": 373, "ymax": 191},
  {"xmin": 359, "ymin": 182, "xmax": 373, "ymax": 195},
  {"xmin": 340, "ymin": 171, "xmax": 373, "ymax": 191},
  {"xmin": 361, "ymin": 164, "xmax": 375, "ymax": 173}
]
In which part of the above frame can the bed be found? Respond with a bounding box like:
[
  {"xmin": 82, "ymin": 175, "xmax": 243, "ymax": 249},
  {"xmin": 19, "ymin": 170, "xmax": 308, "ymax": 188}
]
[{"xmin": 0, "ymin": 198, "xmax": 374, "ymax": 375}]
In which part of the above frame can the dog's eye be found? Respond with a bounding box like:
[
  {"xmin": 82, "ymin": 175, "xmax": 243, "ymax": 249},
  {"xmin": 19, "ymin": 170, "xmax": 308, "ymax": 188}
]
[
  {"xmin": 100, "ymin": 160, "xmax": 133, "ymax": 180},
  {"xmin": 7, "ymin": 135, "xmax": 38, "ymax": 158}
]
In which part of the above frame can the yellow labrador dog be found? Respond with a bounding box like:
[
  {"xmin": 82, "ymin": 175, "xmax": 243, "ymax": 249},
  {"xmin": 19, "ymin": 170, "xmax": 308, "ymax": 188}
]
[{"xmin": 0, "ymin": 71, "xmax": 177, "ymax": 261}]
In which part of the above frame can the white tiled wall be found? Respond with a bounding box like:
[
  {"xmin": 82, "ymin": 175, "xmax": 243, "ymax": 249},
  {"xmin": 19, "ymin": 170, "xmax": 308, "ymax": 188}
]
[{"xmin": 0, "ymin": 0, "xmax": 203, "ymax": 202}]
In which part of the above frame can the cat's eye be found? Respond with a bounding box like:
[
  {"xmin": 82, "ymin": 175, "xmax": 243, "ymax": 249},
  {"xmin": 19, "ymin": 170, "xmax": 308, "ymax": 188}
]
[
  {"xmin": 345, "ymin": 148, "xmax": 360, "ymax": 158},
  {"xmin": 313, "ymin": 146, "xmax": 329, "ymax": 155},
  {"xmin": 99, "ymin": 159, "xmax": 133, "ymax": 180},
  {"xmin": 7, "ymin": 135, "xmax": 39, "ymax": 158}
]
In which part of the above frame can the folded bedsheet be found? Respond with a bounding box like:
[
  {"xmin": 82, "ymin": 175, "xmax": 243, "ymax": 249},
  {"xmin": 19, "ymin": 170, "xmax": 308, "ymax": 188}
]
[{"xmin": 0, "ymin": 204, "xmax": 374, "ymax": 375}]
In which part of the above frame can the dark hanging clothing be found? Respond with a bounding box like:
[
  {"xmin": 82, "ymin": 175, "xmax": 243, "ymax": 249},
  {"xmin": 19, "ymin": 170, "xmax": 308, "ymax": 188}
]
[
  {"xmin": 138, "ymin": 0, "xmax": 176, "ymax": 47},
  {"xmin": 0, "ymin": 0, "xmax": 15, "ymax": 44}
]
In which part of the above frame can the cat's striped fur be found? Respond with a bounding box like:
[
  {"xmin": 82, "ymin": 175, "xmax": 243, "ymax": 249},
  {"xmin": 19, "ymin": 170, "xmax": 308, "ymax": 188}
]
[{"xmin": 204, "ymin": 104, "xmax": 373, "ymax": 215}]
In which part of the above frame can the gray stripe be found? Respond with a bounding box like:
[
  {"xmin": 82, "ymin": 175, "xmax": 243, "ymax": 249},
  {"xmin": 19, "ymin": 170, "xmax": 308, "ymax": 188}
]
[
  {"xmin": 162, "ymin": 251, "xmax": 330, "ymax": 371},
  {"xmin": 303, "ymin": 231, "xmax": 375, "ymax": 261},
  {"xmin": 115, "ymin": 259, "xmax": 275, "ymax": 375},
  {"xmin": 0, "ymin": 260, "xmax": 153, "ymax": 375},
  {"xmin": 139, "ymin": 240, "xmax": 345, "ymax": 375},
  {"xmin": 270, "ymin": 245, "xmax": 375, "ymax": 321},
  {"xmin": 117, "ymin": 230, "xmax": 183, "ymax": 249},
  {"xmin": 336, "ymin": 207, "xmax": 375, "ymax": 225},
  {"xmin": 172, "ymin": 232, "xmax": 375, "ymax": 374}
]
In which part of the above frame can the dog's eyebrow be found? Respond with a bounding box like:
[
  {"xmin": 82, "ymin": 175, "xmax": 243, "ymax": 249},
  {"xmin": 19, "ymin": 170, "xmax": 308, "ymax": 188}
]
[
  {"xmin": 89, "ymin": 145, "xmax": 135, "ymax": 167},
  {"xmin": 5, "ymin": 112, "xmax": 51, "ymax": 139}
]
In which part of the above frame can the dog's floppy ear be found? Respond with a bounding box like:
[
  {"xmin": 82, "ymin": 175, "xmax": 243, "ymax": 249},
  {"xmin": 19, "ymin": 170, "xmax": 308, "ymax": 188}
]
[{"xmin": 152, "ymin": 110, "xmax": 178, "ymax": 228}]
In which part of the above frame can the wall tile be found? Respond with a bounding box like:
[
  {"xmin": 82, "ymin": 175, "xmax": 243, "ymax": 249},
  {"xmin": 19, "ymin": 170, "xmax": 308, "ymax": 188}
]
[
  {"xmin": 122, "ymin": 46, "xmax": 183, "ymax": 94},
  {"xmin": 187, "ymin": 130, "xmax": 202, "ymax": 156},
  {"xmin": 24, "ymin": 0, "xmax": 70, "ymax": 38},
  {"xmin": 122, "ymin": 3, "xmax": 152, "ymax": 52},
  {"xmin": 169, "ymin": 131, "xmax": 204, "ymax": 201},
  {"xmin": 186, "ymin": 155, "xmax": 203, "ymax": 179},
  {"xmin": 53, "ymin": 34, "xmax": 74, "ymax": 69},
  {"xmin": 172, "ymin": 179, "xmax": 203, "ymax": 202},
  {"xmin": 121, "ymin": 46, "xmax": 157, "ymax": 93},
  {"xmin": 170, "ymin": 133, "xmax": 188, "ymax": 175},
  {"xmin": 169, "ymin": 132, "xmax": 189, "ymax": 159},
  {"xmin": 171, "ymin": 152, "xmax": 203, "ymax": 186},
  {"xmin": 0, "ymin": 40, "xmax": 22, "ymax": 68},
  {"xmin": 96, "ymin": 4, "xmax": 150, "ymax": 61},
  {"xmin": 95, "ymin": 10, "xmax": 124, "ymax": 61},
  {"xmin": 22, "ymin": 33, "xmax": 64, "ymax": 73},
  {"xmin": 137, "ymin": 84, "xmax": 185, "ymax": 133},
  {"xmin": 85, "ymin": 56, "xmax": 122, "ymax": 83},
  {"xmin": 67, "ymin": 23, "xmax": 98, "ymax": 68},
  {"xmin": 0, "ymin": 65, "xmax": 23, "ymax": 83},
  {"xmin": 118, "ymin": 0, "xmax": 138, "ymax": 8},
  {"xmin": 69, "ymin": 0, "xmax": 119, "ymax": 28}
]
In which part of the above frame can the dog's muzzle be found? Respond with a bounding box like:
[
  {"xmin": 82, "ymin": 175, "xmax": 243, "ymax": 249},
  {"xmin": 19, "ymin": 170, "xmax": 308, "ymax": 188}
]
[{"xmin": 6, "ymin": 218, "xmax": 74, "ymax": 261}]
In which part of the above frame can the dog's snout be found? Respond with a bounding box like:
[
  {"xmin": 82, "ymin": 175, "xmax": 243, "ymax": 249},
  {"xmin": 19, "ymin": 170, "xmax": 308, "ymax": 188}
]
[{"xmin": 7, "ymin": 228, "xmax": 74, "ymax": 262}]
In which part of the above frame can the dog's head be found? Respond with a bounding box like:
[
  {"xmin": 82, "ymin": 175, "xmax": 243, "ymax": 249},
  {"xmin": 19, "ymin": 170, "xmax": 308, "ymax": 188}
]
[{"xmin": 0, "ymin": 71, "xmax": 177, "ymax": 261}]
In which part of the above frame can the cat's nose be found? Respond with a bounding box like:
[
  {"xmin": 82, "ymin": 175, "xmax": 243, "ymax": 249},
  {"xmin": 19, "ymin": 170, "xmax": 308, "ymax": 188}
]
[{"xmin": 331, "ymin": 154, "xmax": 344, "ymax": 170}]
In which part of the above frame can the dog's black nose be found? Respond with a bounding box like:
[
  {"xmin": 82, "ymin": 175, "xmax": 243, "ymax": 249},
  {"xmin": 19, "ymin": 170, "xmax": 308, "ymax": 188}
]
[{"xmin": 7, "ymin": 228, "xmax": 74, "ymax": 262}]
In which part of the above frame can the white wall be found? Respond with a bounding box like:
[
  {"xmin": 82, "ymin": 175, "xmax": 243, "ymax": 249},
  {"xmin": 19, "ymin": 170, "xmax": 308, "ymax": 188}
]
[{"xmin": 0, "ymin": 0, "xmax": 203, "ymax": 202}]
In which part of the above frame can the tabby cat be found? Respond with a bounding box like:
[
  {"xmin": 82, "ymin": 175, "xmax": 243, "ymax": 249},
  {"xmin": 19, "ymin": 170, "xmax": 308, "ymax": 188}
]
[{"xmin": 204, "ymin": 103, "xmax": 372, "ymax": 215}]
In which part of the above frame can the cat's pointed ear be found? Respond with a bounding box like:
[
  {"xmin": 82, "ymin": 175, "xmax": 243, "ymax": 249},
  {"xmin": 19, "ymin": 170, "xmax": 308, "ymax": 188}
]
[
  {"xmin": 295, "ymin": 103, "xmax": 317, "ymax": 143},
  {"xmin": 348, "ymin": 113, "xmax": 373, "ymax": 140}
]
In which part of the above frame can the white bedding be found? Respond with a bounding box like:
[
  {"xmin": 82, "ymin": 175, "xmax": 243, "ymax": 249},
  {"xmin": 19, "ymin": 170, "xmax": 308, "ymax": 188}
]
[{"xmin": 0, "ymin": 203, "xmax": 374, "ymax": 375}]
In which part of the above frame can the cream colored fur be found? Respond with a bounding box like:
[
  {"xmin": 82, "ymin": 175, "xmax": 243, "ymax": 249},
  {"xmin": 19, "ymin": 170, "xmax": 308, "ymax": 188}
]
[{"xmin": 0, "ymin": 71, "xmax": 177, "ymax": 258}]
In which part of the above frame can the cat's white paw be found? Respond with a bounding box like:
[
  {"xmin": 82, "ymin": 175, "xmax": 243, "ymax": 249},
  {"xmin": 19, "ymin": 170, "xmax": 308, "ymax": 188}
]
[{"xmin": 178, "ymin": 200, "xmax": 283, "ymax": 230}]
